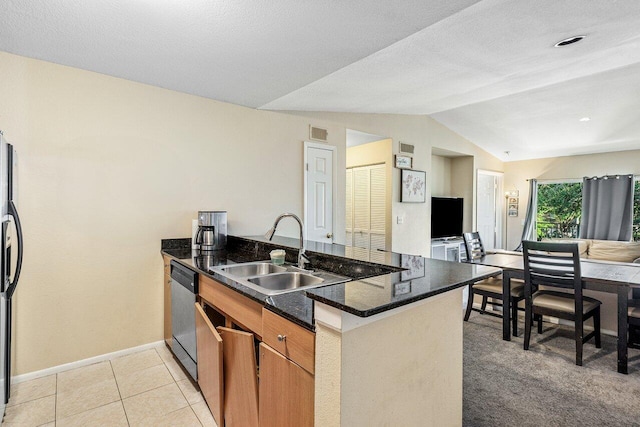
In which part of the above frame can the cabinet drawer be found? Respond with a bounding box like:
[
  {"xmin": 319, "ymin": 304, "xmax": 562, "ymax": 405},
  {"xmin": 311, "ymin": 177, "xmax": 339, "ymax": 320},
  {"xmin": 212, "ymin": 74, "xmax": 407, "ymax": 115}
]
[
  {"xmin": 262, "ymin": 308, "xmax": 315, "ymax": 374},
  {"xmin": 200, "ymin": 275, "xmax": 263, "ymax": 337}
]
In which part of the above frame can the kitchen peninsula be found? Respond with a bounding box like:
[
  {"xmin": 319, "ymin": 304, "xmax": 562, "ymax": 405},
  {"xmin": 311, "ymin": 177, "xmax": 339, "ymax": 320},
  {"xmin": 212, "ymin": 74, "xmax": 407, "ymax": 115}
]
[{"xmin": 161, "ymin": 235, "xmax": 499, "ymax": 426}]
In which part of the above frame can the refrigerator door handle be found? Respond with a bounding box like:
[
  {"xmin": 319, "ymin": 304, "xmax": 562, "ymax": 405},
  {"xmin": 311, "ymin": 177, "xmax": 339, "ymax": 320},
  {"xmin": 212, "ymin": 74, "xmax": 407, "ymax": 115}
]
[{"xmin": 7, "ymin": 200, "xmax": 23, "ymax": 298}]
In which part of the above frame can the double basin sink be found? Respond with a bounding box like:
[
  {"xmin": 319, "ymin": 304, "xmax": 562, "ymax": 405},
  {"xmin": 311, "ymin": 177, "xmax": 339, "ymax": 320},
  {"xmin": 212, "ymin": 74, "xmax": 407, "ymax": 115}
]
[{"xmin": 210, "ymin": 261, "xmax": 350, "ymax": 295}]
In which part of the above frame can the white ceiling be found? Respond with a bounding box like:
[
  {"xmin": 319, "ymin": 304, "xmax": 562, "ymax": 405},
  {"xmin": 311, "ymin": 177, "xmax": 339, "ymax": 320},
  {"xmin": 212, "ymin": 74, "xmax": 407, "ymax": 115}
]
[
  {"xmin": 346, "ymin": 129, "xmax": 387, "ymax": 148},
  {"xmin": 1, "ymin": 0, "xmax": 639, "ymax": 161}
]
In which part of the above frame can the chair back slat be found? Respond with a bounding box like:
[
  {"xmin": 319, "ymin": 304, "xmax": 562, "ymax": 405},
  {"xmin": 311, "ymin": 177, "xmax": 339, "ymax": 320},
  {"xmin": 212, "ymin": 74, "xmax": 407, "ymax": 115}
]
[
  {"xmin": 523, "ymin": 240, "xmax": 583, "ymax": 299},
  {"xmin": 463, "ymin": 232, "xmax": 486, "ymax": 261}
]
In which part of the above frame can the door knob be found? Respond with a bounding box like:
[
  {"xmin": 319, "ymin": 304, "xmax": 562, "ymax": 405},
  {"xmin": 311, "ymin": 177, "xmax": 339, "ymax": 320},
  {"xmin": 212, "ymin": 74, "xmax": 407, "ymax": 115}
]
[{"xmin": 326, "ymin": 233, "xmax": 333, "ymax": 238}]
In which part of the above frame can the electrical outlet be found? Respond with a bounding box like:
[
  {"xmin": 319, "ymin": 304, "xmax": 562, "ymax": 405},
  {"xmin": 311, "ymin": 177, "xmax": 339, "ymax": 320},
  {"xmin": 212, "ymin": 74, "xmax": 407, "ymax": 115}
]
[{"xmin": 397, "ymin": 216, "xmax": 404, "ymax": 224}]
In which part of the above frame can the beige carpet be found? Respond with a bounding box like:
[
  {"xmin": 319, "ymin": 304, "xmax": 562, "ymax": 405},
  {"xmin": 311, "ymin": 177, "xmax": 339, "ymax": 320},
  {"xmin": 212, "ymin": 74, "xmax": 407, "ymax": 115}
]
[{"xmin": 463, "ymin": 313, "xmax": 640, "ymax": 427}]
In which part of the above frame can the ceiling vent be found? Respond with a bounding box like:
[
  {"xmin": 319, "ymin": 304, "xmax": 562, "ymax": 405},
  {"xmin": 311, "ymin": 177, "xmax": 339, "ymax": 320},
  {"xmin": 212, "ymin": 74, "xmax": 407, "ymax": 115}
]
[
  {"xmin": 554, "ymin": 35, "xmax": 585, "ymax": 47},
  {"xmin": 399, "ymin": 142, "xmax": 415, "ymax": 155},
  {"xmin": 309, "ymin": 126, "xmax": 328, "ymax": 142}
]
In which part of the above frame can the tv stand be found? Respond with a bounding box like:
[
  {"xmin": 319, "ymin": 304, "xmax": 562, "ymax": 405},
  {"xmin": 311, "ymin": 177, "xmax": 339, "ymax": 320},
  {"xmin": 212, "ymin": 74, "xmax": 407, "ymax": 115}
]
[{"xmin": 431, "ymin": 237, "xmax": 466, "ymax": 262}]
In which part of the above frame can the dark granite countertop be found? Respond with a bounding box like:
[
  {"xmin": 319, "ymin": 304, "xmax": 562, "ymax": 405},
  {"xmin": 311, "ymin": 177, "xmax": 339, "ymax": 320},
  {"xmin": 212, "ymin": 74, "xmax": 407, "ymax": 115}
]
[{"xmin": 161, "ymin": 235, "xmax": 500, "ymax": 331}]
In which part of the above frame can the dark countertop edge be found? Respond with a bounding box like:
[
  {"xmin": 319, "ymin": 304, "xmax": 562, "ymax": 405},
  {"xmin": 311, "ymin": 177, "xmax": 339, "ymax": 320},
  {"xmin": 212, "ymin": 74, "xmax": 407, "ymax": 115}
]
[
  {"xmin": 160, "ymin": 236, "xmax": 500, "ymax": 329},
  {"xmin": 162, "ymin": 251, "xmax": 316, "ymax": 331},
  {"xmin": 305, "ymin": 270, "xmax": 501, "ymax": 317}
]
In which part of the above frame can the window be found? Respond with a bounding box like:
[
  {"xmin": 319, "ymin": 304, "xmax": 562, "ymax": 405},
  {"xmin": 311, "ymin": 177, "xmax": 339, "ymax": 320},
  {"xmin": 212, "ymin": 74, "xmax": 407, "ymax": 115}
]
[
  {"xmin": 534, "ymin": 178, "xmax": 640, "ymax": 241},
  {"xmin": 536, "ymin": 181, "xmax": 582, "ymax": 240},
  {"xmin": 633, "ymin": 180, "xmax": 640, "ymax": 241}
]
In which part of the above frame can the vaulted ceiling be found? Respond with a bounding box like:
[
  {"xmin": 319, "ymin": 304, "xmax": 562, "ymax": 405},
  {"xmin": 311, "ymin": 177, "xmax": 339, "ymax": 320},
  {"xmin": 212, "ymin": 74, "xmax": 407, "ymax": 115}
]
[{"xmin": 1, "ymin": 0, "xmax": 639, "ymax": 161}]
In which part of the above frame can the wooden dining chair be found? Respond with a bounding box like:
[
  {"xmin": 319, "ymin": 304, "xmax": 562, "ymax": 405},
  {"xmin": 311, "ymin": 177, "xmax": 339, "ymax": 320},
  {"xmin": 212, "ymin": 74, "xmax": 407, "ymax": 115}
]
[
  {"xmin": 463, "ymin": 232, "xmax": 525, "ymax": 336},
  {"xmin": 522, "ymin": 241, "xmax": 602, "ymax": 366}
]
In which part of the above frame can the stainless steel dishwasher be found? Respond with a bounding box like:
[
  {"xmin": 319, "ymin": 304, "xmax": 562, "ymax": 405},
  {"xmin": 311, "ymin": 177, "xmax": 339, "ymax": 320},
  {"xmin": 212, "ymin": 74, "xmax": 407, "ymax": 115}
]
[{"xmin": 170, "ymin": 260, "xmax": 198, "ymax": 380}]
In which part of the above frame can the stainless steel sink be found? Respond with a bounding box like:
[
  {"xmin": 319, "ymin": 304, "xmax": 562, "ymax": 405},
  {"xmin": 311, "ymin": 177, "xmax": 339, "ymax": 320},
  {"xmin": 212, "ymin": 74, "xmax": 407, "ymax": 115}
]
[
  {"xmin": 248, "ymin": 272, "xmax": 324, "ymax": 292},
  {"xmin": 217, "ymin": 262, "xmax": 286, "ymax": 277},
  {"xmin": 210, "ymin": 261, "xmax": 349, "ymax": 295}
]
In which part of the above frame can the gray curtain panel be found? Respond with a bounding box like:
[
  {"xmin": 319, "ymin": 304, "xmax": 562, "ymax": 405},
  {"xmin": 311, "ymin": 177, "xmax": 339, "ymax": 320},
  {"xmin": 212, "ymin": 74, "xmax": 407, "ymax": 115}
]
[
  {"xmin": 515, "ymin": 179, "xmax": 538, "ymax": 251},
  {"xmin": 579, "ymin": 175, "xmax": 633, "ymax": 241}
]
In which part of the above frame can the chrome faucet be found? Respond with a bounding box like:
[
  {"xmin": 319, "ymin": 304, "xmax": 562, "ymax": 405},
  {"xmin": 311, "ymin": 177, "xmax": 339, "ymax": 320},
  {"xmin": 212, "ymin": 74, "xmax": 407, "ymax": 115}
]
[{"xmin": 264, "ymin": 213, "xmax": 310, "ymax": 269}]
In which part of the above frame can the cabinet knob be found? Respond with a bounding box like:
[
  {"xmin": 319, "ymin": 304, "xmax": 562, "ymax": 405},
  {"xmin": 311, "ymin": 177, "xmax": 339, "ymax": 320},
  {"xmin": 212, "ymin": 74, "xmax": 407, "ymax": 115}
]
[
  {"xmin": 326, "ymin": 233, "xmax": 333, "ymax": 238},
  {"xmin": 277, "ymin": 334, "xmax": 286, "ymax": 342}
]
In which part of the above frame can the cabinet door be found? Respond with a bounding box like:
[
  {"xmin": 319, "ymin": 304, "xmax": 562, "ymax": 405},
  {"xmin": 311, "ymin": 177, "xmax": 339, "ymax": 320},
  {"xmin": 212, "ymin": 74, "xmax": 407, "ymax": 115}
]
[
  {"xmin": 195, "ymin": 303, "xmax": 224, "ymax": 426},
  {"xmin": 218, "ymin": 327, "xmax": 259, "ymax": 427},
  {"xmin": 259, "ymin": 343, "xmax": 314, "ymax": 427}
]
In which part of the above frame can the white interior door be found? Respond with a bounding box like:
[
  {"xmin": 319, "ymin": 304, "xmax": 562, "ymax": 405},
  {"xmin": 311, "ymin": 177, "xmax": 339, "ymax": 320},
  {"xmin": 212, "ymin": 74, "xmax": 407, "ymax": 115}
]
[
  {"xmin": 476, "ymin": 170, "xmax": 503, "ymax": 250},
  {"xmin": 304, "ymin": 143, "xmax": 334, "ymax": 244}
]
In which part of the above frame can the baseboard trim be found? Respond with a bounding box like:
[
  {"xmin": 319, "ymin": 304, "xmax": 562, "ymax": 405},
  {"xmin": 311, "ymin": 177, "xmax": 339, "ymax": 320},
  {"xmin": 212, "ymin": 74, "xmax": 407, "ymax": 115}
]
[{"xmin": 12, "ymin": 340, "xmax": 166, "ymax": 384}]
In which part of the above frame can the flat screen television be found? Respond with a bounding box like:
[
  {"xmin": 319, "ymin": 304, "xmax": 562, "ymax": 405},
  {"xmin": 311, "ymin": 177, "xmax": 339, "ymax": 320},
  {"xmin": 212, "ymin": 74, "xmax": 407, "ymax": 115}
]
[{"xmin": 431, "ymin": 197, "xmax": 463, "ymax": 239}]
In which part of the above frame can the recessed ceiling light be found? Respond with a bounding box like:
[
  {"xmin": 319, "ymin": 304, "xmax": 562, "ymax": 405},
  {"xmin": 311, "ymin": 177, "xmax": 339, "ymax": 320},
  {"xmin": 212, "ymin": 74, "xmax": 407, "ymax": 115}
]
[
  {"xmin": 554, "ymin": 35, "xmax": 585, "ymax": 47},
  {"xmin": 579, "ymin": 117, "xmax": 591, "ymax": 122}
]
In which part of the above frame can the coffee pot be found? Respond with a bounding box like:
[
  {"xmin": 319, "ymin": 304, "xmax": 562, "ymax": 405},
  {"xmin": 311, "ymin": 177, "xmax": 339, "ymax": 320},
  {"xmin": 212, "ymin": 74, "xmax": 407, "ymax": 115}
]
[{"xmin": 195, "ymin": 211, "xmax": 227, "ymax": 251}]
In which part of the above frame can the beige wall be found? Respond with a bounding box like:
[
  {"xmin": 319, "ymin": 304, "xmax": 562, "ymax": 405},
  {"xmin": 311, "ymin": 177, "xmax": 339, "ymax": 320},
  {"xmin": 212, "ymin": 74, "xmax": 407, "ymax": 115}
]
[
  {"xmin": 292, "ymin": 112, "xmax": 504, "ymax": 256},
  {"xmin": 0, "ymin": 52, "xmax": 347, "ymax": 374},
  {"xmin": 430, "ymin": 155, "xmax": 452, "ymax": 197},
  {"xmin": 346, "ymin": 139, "xmax": 393, "ymax": 249},
  {"xmin": 451, "ymin": 157, "xmax": 475, "ymax": 234},
  {"xmin": 0, "ymin": 51, "xmax": 502, "ymax": 374}
]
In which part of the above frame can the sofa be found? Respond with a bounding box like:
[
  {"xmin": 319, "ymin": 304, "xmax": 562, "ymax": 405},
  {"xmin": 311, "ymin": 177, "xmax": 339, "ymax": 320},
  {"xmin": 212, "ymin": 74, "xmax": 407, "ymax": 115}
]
[{"xmin": 543, "ymin": 238, "xmax": 640, "ymax": 263}]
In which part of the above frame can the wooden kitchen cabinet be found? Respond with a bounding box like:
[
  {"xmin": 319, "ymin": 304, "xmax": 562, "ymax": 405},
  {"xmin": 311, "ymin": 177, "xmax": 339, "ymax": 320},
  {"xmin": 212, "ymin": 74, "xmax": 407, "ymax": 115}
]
[
  {"xmin": 200, "ymin": 274, "xmax": 263, "ymax": 337},
  {"xmin": 190, "ymin": 272, "xmax": 315, "ymax": 426},
  {"xmin": 163, "ymin": 255, "xmax": 172, "ymax": 346},
  {"xmin": 262, "ymin": 308, "xmax": 315, "ymax": 374},
  {"xmin": 259, "ymin": 343, "xmax": 314, "ymax": 427},
  {"xmin": 195, "ymin": 302, "xmax": 259, "ymax": 427},
  {"xmin": 218, "ymin": 327, "xmax": 259, "ymax": 427},
  {"xmin": 195, "ymin": 302, "xmax": 224, "ymax": 425}
]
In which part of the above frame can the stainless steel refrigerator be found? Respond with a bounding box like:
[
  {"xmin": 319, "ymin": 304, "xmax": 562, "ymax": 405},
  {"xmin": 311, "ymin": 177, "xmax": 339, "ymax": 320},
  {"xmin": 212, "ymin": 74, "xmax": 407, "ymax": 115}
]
[{"xmin": 0, "ymin": 131, "xmax": 23, "ymax": 418}]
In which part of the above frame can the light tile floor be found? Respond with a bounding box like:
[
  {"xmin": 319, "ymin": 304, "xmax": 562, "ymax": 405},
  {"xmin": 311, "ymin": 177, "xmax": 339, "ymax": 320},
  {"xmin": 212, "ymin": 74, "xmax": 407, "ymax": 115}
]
[{"xmin": 1, "ymin": 345, "xmax": 218, "ymax": 427}]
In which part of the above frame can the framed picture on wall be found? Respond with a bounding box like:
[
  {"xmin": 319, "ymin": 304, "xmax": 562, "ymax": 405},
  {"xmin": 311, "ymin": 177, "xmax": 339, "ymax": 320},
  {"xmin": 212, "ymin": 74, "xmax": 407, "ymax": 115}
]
[
  {"xmin": 401, "ymin": 169, "xmax": 426, "ymax": 203},
  {"xmin": 395, "ymin": 155, "xmax": 413, "ymax": 169}
]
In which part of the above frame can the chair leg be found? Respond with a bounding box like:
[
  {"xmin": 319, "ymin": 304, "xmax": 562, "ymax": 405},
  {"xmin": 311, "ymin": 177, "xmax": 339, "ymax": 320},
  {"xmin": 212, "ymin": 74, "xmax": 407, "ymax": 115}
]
[
  {"xmin": 524, "ymin": 302, "xmax": 532, "ymax": 350},
  {"xmin": 480, "ymin": 296, "xmax": 488, "ymax": 313},
  {"xmin": 464, "ymin": 285, "xmax": 474, "ymax": 322},
  {"xmin": 511, "ymin": 299, "xmax": 518, "ymax": 337},
  {"xmin": 594, "ymin": 308, "xmax": 602, "ymax": 349},
  {"xmin": 575, "ymin": 320, "xmax": 584, "ymax": 366},
  {"xmin": 537, "ymin": 314, "xmax": 543, "ymax": 334}
]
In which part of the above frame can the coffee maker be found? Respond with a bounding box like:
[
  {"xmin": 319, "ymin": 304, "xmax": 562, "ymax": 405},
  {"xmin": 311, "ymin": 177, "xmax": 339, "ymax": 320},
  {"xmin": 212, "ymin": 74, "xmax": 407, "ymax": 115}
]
[{"xmin": 195, "ymin": 211, "xmax": 227, "ymax": 251}]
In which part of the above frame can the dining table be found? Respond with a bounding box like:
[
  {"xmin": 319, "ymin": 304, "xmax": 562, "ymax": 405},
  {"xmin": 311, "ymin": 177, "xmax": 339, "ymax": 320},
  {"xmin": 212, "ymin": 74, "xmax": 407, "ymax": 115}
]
[{"xmin": 467, "ymin": 250, "xmax": 640, "ymax": 374}]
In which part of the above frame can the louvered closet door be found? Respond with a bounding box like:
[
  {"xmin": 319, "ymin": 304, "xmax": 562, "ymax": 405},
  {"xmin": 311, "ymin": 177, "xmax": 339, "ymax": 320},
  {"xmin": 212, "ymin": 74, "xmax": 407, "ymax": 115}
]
[
  {"xmin": 345, "ymin": 169, "xmax": 353, "ymax": 248},
  {"xmin": 369, "ymin": 165, "xmax": 386, "ymax": 253},
  {"xmin": 346, "ymin": 164, "xmax": 387, "ymax": 255},
  {"xmin": 353, "ymin": 167, "xmax": 371, "ymax": 249}
]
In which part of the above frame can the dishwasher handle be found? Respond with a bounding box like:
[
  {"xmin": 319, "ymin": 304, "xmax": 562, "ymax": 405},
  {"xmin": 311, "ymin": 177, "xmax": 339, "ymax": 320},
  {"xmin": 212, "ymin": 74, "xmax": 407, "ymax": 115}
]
[{"xmin": 170, "ymin": 260, "xmax": 198, "ymax": 293}]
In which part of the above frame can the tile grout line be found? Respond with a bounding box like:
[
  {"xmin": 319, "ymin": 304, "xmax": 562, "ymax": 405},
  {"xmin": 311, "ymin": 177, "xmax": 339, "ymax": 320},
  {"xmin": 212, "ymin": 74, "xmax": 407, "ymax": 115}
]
[
  {"xmin": 109, "ymin": 359, "xmax": 130, "ymax": 427},
  {"xmin": 157, "ymin": 348, "xmax": 206, "ymax": 427}
]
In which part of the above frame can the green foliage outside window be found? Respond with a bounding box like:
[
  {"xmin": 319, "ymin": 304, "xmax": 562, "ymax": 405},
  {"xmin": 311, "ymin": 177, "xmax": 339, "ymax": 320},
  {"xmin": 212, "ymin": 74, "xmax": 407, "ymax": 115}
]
[
  {"xmin": 633, "ymin": 180, "xmax": 640, "ymax": 241},
  {"xmin": 535, "ymin": 180, "xmax": 640, "ymax": 241},
  {"xmin": 536, "ymin": 182, "xmax": 582, "ymax": 240}
]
